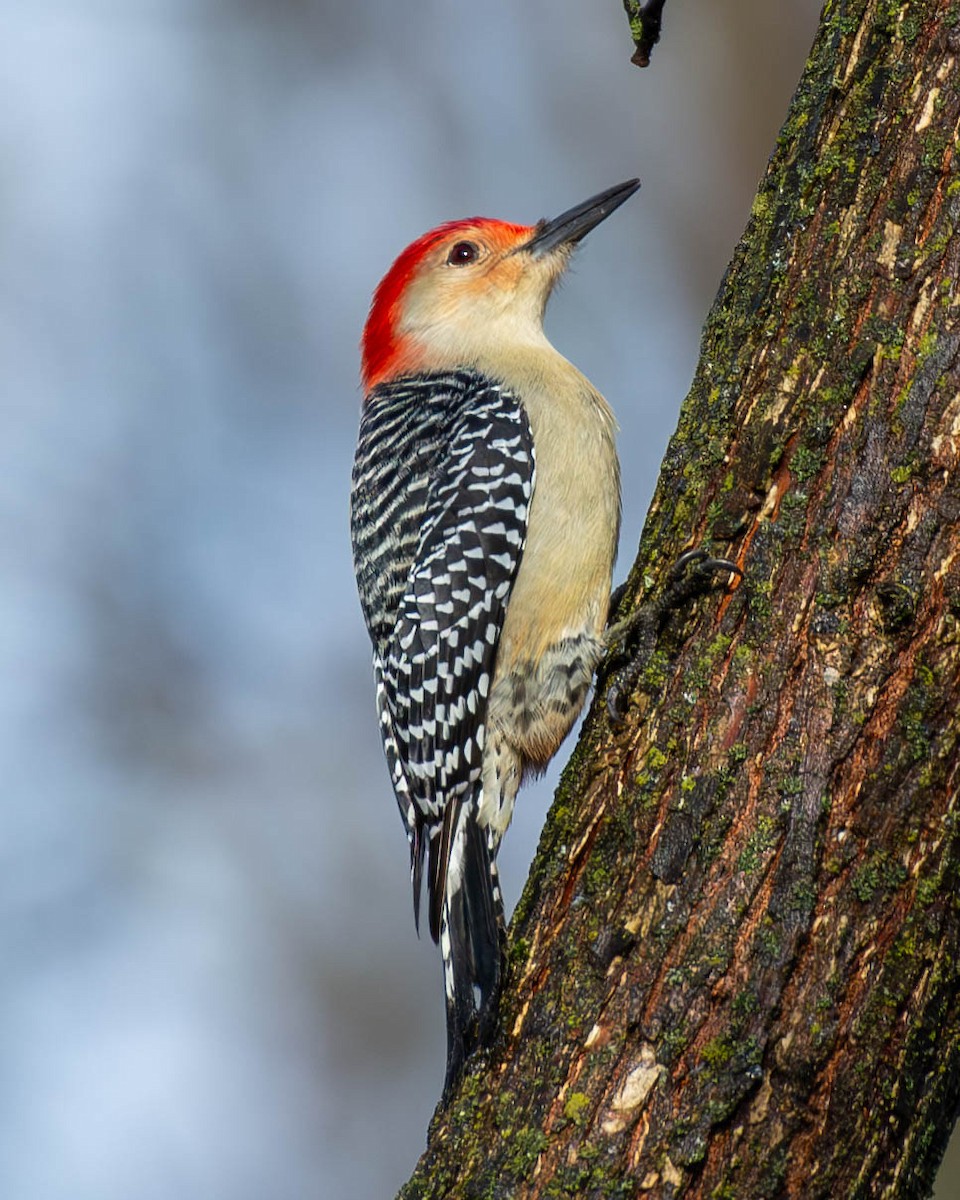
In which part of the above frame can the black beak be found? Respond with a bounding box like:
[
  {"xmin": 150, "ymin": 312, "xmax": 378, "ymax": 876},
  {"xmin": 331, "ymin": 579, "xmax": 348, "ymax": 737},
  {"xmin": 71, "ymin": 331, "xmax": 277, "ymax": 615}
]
[{"xmin": 523, "ymin": 178, "xmax": 640, "ymax": 259}]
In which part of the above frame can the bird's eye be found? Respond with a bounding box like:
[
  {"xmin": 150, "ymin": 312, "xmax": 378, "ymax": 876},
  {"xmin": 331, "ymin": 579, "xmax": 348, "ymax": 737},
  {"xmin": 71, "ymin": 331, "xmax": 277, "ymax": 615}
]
[{"xmin": 447, "ymin": 241, "xmax": 480, "ymax": 266}]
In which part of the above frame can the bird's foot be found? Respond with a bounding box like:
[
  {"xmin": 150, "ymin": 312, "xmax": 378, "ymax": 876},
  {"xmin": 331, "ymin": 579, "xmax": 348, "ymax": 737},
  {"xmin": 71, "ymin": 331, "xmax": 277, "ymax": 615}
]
[{"xmin": 604, "ymin": 548, "xmax": 741, "ymax": 721}]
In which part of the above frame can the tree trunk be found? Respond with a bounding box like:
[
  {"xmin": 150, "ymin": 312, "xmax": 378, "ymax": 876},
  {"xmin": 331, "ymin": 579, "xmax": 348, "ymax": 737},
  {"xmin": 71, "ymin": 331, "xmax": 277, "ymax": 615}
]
[{"xmin": 401, "ymin": 2, "xmax": 960, "ymax": 1196}]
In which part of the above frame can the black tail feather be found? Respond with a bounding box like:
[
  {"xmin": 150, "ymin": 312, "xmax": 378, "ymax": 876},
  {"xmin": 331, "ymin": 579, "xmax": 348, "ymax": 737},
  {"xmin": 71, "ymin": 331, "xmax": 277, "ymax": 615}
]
[{"xmin": 440, "ymin": 814, "xmax": 505, "ymax": 1099}]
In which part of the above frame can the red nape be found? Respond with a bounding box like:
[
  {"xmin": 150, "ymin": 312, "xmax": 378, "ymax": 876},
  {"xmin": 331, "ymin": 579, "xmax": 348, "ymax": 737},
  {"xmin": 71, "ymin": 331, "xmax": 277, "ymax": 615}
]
[{"xmin": 360, "ymin": 217, "xmax": 530, "ymax": 391}]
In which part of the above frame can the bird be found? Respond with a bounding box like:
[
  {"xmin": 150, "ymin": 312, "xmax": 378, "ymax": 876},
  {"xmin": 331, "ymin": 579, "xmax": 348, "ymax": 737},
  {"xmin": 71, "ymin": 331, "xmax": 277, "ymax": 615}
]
[{"xmin": 350, "ymin": 179, "xmax": 641, "ymax": 1095}]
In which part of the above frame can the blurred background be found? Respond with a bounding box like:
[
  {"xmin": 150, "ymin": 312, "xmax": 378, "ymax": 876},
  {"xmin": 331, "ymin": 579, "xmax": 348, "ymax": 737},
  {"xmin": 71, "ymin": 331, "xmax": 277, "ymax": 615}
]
[{"xmin": 2, "ymin": 2, "xmax": 957, "ymax": 1197}]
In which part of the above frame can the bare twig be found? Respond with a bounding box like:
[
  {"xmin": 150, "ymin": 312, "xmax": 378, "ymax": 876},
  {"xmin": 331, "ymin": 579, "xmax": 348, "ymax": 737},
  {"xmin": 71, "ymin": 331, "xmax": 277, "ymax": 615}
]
[{"xmin": 623, "ymin": 0, "xmax": 667, "ymax": 67}]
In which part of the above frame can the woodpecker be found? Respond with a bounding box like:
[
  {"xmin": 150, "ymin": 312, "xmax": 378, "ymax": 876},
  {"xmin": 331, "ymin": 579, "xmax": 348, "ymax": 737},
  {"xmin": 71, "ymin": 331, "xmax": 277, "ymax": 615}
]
[{"xmin": 351, "ymin": 179, "xmax": 640, "ymax": 1095}]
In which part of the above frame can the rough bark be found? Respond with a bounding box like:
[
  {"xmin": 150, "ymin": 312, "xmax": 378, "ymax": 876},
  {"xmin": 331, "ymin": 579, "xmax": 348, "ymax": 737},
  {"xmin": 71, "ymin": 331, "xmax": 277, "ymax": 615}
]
[{"xmin": 401, "ymin": 2, "xmax": 960, "ymax": 1196}]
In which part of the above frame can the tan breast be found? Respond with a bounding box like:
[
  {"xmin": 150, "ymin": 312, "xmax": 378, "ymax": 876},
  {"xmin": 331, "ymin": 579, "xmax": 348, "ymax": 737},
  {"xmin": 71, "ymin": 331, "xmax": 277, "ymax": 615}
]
[{"xmin": 475, "ymin": 346, "xmax": 621, "ymax": 672}]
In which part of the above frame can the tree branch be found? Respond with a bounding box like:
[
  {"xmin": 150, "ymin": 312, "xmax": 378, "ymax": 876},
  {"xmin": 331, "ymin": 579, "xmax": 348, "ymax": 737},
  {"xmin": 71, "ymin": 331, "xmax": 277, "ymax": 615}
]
[{"xmin": 622, "ymin": 0, "xmax": 667, "ymax": 68}]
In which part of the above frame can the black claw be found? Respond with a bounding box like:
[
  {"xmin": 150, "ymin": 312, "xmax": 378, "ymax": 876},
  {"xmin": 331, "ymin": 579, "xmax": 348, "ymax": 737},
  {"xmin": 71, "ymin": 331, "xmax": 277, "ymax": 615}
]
[
  {"xmin": 669, "ymin": 547, "xmax": 742, "ymax": 584},
  {"xmin": 659, "ymin": 549, "xmax": 741, "ymax": 612},
  {"xmin": 699, "ymin": 557, "xmax": 742, "ymax": 578},
  {"xmin": 670, "ymin": 546, "xmax": 708, "ymax": 573}
]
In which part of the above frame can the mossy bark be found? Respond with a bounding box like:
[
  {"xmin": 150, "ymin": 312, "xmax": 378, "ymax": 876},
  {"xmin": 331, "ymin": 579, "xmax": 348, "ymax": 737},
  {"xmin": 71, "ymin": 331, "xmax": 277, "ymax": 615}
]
[{"xmin": 400, "ymin": 2, "xmax": 960, "ymax": 1196}]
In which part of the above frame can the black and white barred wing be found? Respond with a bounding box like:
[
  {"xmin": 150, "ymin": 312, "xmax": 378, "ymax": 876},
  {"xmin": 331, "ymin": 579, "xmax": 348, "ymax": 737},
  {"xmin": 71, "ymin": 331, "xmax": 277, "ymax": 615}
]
[
  {"xmin": 390, "ymin": 395, "xmax": 533, "ymax": 939},
  {"xmin": 351, "ymin": 373, "xmax": 534, "ymax": 943}
]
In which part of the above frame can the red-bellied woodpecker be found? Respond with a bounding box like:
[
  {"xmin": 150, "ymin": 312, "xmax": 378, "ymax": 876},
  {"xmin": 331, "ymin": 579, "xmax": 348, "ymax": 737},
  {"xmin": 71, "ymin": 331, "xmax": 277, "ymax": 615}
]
[{"xmin": 350, "ymin": 180, "xmax": 640, "ymax": 1095}]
